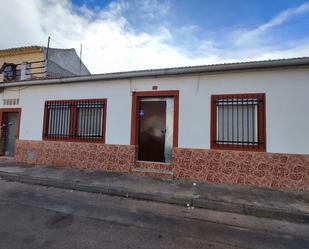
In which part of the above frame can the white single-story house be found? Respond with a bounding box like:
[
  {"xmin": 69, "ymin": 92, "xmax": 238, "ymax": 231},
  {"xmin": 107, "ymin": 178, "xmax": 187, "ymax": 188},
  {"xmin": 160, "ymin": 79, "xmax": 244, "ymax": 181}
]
[{"xmin": 1, "ymin": 57, "xmax": 309, "ymax": 192}]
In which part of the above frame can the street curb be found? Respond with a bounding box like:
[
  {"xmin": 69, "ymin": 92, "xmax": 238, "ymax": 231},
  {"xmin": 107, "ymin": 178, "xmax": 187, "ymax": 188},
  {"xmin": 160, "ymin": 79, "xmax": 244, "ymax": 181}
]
[
  {"xmin": 192, "ymin": 199, "xmax": 309, "ymax": 224},
  {"xmin": 0, "ymin": 172, "xmax": 191, "ymax": 207},
  {"xmin": 1, "ymin": 171, "xmax": 308, "ymax": 224}
]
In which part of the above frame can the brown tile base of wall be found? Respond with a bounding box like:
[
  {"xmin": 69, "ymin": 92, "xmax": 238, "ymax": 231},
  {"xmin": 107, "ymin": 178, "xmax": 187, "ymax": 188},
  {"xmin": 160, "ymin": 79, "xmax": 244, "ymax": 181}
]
[
  {"xmin": 15, "ymin": 140, "xmax": 309, "ymax": 192},
  {"xmin": 173, "ymin": 148, "xmax": 309, "ymax": 192},
  {"xmin": 15, "ymin": 140, "xmax": 135, "ymax": 173}
]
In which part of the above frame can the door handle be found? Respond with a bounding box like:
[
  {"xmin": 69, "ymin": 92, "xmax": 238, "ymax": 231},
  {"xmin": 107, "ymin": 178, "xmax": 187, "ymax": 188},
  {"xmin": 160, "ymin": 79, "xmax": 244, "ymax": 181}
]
[{"xmin": 161, "ymin": 129, "xmax": 166, "ymax": 135}]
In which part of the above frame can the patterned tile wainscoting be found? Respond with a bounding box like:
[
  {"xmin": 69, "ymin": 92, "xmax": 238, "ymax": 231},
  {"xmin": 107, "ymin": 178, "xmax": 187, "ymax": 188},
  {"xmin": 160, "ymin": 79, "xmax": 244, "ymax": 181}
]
[
  {"xmin": 14, "ymin": 140, "xmax": 309, "ymax": 192},
  {"xmin": 15, "ymin": 140, "xmax": 136, "ymax": 173},
  {"xmin": 173, "ymin": 148, "xmax": 309, "ymax": 192}
]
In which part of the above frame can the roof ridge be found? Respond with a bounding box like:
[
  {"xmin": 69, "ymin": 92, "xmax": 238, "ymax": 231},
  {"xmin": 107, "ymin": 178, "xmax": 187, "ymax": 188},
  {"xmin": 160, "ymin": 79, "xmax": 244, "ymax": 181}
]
[
  {"xmin": 0, "ymin": 46, "xmax": 43, "ymax": 52},
  {"xmin": 0, "ymin": 46, "xmax": 76, "ymax": 54},
  {"xmin": 89, "ymin": 56, "xmax": 309, "ymax": 76}
]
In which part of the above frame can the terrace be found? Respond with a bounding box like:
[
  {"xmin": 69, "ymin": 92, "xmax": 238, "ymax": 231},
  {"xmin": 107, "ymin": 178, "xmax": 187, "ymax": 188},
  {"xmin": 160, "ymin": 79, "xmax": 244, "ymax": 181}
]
[{"xmin": 0, "ymin": 60, "xmax": 46, "ymax": 82}]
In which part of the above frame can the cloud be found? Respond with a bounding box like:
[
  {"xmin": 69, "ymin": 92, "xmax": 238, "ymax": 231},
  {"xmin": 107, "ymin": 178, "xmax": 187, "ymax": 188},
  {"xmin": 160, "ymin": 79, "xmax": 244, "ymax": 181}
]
[
  {"xmin": 129, "ymin": 0, "xmax": 171, "ymax": 19},
  {"xmin": 236, "ymin": 2, "xmax": 309, "ymax": 45},
  {"xmin": 0, "ymin": 0, "xmax": 308, "ymax": 74},
  {"xmin": 0, "ymin": 0, "xmax": 194, "ymax": 72}
]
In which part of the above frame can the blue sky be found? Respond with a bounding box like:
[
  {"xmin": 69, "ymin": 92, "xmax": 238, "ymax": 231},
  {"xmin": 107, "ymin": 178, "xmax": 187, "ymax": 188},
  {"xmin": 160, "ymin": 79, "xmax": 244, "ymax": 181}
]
[
  {"xmin": 72, "ymin": 0, "xmax": 309, "ymax": 40},
  {"xmin": 73, "ymin": 0, "xmax": 309, "ymax": 29},
  {"xmin": 1, "ymin": 0, "xmax": 309, "ymax": 73},
  {"xmin": 72, "ymin": 0, "xmax": 309, "ymax": 63}
]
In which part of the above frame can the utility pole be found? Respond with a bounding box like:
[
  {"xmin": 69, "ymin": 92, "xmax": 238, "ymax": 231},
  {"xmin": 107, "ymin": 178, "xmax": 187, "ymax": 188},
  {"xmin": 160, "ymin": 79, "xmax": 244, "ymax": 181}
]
[
  {"xmin": 79, "ymin": 43, "xmax": 83, "ymax": 75},
  {"xmin": 45, "ymin": 36, "xmax": 51, "ymax": 78},
  {"xmin": 46, "ymin": 36, "xmax": 50, "ymax": 61}
]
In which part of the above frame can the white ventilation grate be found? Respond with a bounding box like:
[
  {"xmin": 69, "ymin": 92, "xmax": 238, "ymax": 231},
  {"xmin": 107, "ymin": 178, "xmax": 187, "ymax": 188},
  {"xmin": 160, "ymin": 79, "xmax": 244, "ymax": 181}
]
[{"xmin": 3, "ymin": 98, "xmax": 20, "ymax": 106}]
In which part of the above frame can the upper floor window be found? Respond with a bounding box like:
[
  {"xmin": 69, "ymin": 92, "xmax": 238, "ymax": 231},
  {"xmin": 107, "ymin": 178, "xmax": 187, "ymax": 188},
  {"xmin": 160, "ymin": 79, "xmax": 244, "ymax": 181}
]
[
  {"xmin": 211, "ymin": 93, "xmax": 266, "ymax": 151},
  {"xmin": 43, "ymin": 99, "xmax": 107, "ymax": 142},
  {"xmin": 1, "ymin": 63, "xmax": 19, "ymax": 81}
]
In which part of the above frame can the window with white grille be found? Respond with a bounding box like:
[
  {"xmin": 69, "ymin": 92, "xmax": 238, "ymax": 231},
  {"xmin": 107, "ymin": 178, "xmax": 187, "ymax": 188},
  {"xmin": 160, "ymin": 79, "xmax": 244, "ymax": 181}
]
[
  {"xmin": 43, "ymin": 99, "xmax": 106, "ymax": 142},
  {"xmin": 211, "ymin": 93, "xmax": 266, "ymax": 151}
]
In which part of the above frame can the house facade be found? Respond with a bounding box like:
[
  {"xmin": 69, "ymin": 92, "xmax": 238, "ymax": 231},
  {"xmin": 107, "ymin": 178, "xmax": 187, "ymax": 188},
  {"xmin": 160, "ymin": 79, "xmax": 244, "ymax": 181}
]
[
  {"xmin": 0, "ymin": 46, "xmax": 90, "ymax": 82},
  {"xmin": 1, "ymin": 57, "xmax": 309, "ymax": 192},
  {"xmin": 0, "ymin": 46, "xmax": 90, "ymax": 157}
]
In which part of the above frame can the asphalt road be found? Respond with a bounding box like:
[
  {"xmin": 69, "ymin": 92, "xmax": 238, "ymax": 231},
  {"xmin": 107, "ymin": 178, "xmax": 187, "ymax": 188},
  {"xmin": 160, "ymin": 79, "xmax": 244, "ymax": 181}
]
[{"xmin": 0, "ymin": 180, "xmax": 308, "ymax": 249}]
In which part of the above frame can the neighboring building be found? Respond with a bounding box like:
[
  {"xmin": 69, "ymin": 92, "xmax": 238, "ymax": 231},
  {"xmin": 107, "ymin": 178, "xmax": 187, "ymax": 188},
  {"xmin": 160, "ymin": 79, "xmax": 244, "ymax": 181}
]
[
  {"xmin": 0, "ymin": 57, "xmax": 309, "ymax": 192},
  {"xmin": 0, "ymin": 46, "xmax": 90, "ymax": 82}
]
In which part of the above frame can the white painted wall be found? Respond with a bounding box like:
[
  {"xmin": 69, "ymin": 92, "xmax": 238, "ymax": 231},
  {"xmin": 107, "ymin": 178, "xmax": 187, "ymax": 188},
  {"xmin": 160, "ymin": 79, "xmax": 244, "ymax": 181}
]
[{"xmin": 1, "ymin": 68, "xmax": 309, "ymax": 154}]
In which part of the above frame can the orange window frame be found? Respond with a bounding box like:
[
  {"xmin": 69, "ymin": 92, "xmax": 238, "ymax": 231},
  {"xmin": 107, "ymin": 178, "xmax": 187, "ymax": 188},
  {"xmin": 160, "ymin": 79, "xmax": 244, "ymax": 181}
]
[
  {"xmin": 210, "ymin": 93, "xmax": 266, "ymax": 152},
  {"xmin": 43, "ymin": 99, "xmax": 107, "ymax": 143}
]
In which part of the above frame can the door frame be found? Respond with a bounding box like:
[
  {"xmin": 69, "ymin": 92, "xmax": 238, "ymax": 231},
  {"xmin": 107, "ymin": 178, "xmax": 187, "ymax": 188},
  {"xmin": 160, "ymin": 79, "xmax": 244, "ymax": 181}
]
[
  {"xmin": 130, "ymin": 90, "xmax": 179, "ymax": 150},
  {"xmin": 0, "ymin": 108, "xmax": 22, "ymax": 152}
]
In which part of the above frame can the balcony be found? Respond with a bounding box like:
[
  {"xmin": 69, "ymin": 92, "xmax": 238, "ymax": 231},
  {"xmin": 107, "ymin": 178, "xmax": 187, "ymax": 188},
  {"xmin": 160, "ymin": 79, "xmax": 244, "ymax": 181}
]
[{"xmin": 0, "ymin": 60, "xmax": 46, "ymax": 83}]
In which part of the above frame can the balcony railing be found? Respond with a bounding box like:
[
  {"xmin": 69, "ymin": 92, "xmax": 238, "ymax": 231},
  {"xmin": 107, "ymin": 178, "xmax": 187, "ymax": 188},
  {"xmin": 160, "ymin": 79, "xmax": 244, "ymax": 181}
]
[{"xmin": 0, "ymin": 60, "xmax": 46, "ymax": 82}]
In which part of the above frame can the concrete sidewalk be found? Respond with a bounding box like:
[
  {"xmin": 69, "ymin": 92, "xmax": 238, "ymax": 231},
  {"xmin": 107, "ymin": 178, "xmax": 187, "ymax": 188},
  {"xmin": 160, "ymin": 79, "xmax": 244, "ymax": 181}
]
[{"xmin": 0, "ymin": 159, "xmax": 308, "ymax": 224}]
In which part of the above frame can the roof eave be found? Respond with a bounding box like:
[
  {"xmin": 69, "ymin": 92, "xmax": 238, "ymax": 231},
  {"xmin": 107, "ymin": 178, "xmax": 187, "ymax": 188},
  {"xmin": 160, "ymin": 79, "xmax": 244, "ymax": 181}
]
[
  {"xmin": 0, "ymin": 46, "xmax": 43, "ymax": 57},
  {"xmin": 1, "ymin": 57, "xmax": 309, "ymax": 88}
]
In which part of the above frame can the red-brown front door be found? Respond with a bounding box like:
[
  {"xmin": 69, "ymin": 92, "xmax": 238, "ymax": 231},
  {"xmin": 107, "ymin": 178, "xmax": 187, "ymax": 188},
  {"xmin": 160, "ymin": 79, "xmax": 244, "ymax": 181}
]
[{"xmin": 138, "ymin": 100, "xmax": 166, "ymax": 162}]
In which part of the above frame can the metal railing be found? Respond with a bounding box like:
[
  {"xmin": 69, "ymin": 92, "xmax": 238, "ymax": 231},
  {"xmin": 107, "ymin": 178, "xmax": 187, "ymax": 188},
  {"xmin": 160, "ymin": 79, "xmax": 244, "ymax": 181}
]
[
  {"xmin": 0, "ymin": 60, "xmax": 46, "ymax": 82},
  {"xmin": 43, "ymin": 99, "xmax": 106, "ymax": 142},
  {"xmin": 212, "ymin": 94, "xmax": 265, "ymax": 150}
]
